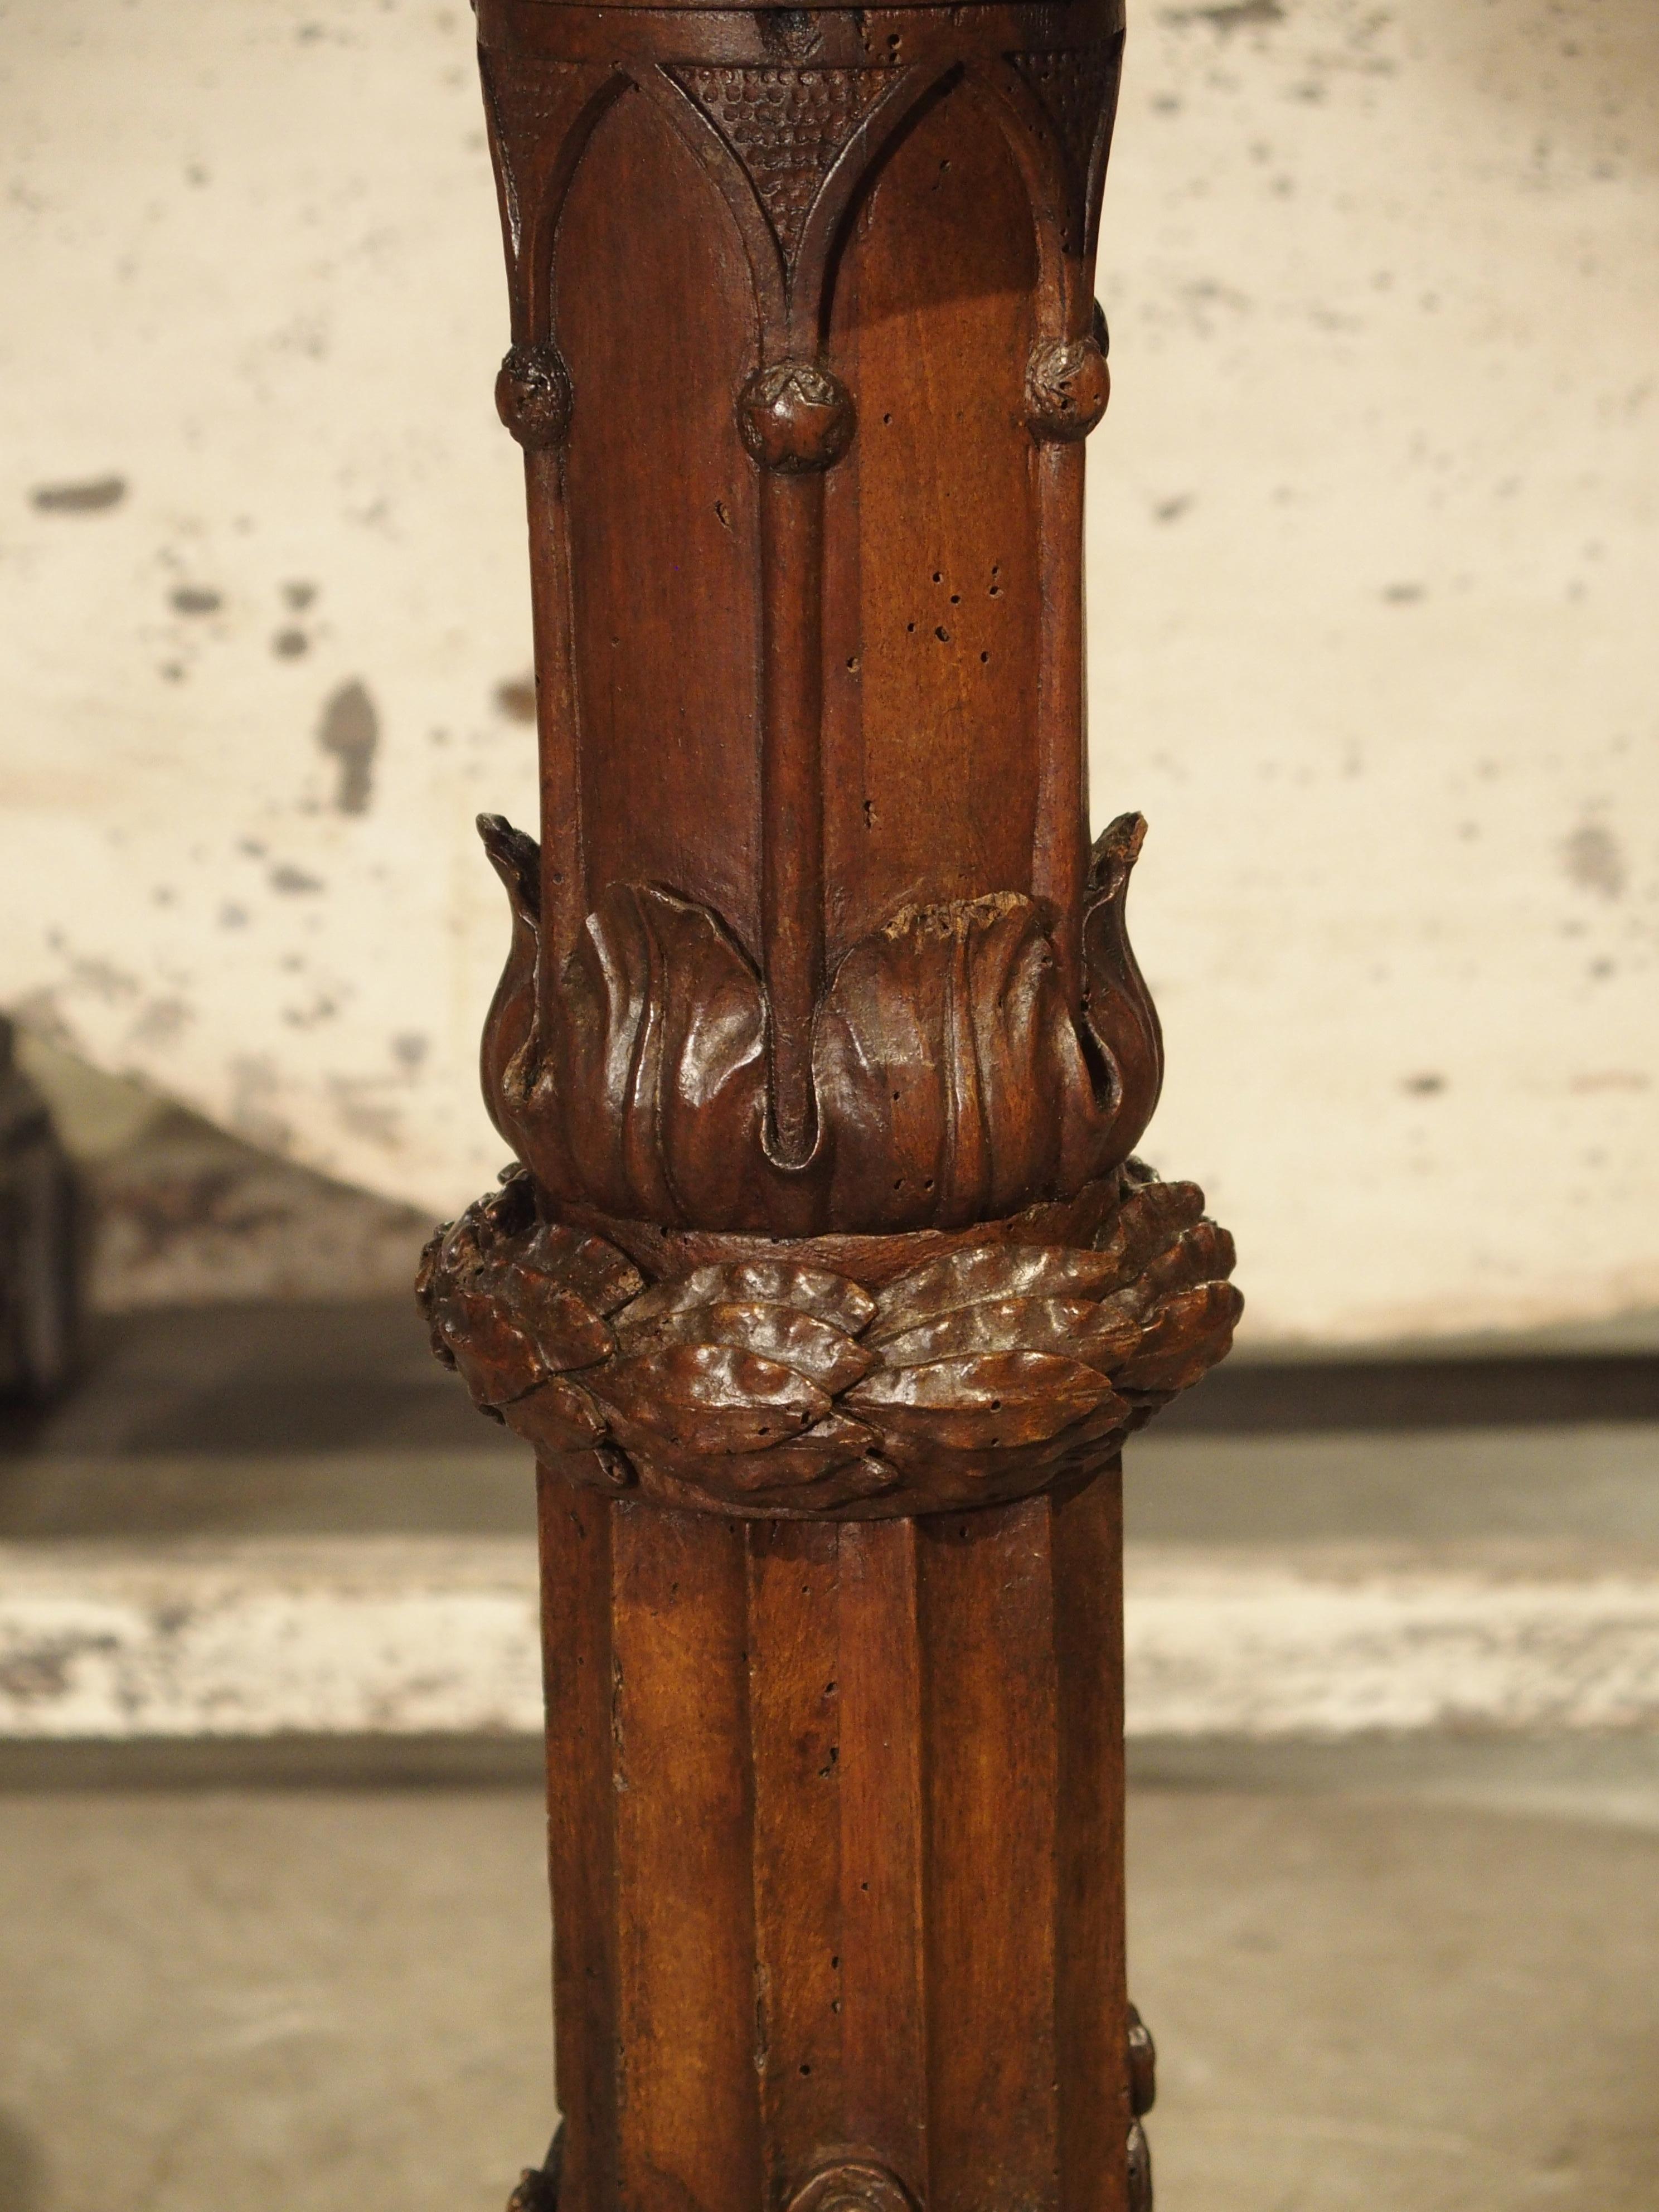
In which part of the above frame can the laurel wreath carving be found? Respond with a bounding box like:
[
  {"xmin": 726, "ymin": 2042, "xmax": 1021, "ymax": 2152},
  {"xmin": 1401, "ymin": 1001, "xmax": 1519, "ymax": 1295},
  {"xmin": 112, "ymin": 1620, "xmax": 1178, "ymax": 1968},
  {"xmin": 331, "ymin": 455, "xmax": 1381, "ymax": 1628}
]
[{"xmin": 418, "ymin": 1163, "xmax": 1240, "ymax": 1520}]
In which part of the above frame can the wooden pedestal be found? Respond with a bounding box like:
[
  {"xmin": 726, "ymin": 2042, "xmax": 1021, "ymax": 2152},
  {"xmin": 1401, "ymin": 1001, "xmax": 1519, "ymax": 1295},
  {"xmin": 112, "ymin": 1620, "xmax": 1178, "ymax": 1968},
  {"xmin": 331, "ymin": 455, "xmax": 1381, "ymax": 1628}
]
[
  {"xmin": 418, "ymin": 0, "xmax": 1239, "ymax": 2203},
  {"xmin": 541, "ymin": 1466, "xmax": 1132, "ymax": 2212}
]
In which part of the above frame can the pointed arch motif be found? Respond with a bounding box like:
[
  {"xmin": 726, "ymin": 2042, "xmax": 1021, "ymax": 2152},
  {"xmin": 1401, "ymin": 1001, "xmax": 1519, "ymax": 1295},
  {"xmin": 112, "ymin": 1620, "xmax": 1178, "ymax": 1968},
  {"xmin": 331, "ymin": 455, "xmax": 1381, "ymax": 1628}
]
[
  {"xmin": 1006, "ymin": 38, "xmax": 1124, "ymax": 262},
  {"xmin": 481, "ymin": 52, "xmax": 628, "ymax": 341},
  {"xmin": 552, "ymin": 80, "xmax": 768, "ymax": 972},
  {"xmin": 670, "ymin": 66, "xmax": 895, "ymax": 273},
  {"xmin": 641, "ymin": 66, "xmax": 791, "ymax": 341},
  {"xmin": 954, "ymin": 64, "xmax": 1081, "ymax": 336}
]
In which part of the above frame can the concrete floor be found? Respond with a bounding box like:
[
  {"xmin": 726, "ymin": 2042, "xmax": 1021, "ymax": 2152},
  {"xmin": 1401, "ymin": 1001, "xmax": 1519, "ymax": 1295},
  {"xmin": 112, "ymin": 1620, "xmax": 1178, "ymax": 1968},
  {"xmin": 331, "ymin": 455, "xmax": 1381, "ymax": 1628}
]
[
  {"xmin": 4, "ymin": 1303, "xmax": 1658, "ymax": 2209},
  {"xmin": 2, "ymin": 1755, "xmax": 1658, "ymax": 2212}
]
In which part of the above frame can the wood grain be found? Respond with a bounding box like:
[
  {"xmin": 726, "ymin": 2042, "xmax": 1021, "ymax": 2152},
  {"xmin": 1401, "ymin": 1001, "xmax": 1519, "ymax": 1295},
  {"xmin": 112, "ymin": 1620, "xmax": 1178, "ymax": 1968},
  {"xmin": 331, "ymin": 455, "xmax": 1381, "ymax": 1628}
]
[
  {"xmin": 746, "ymin": 1520, "xmax": 846, "ymax": 2195},
  {"xmin": 920, "ymin": 1500, "xmax": 1061, "ymax": 2208},
  {"xmin": 610, "ymin": 1502, "xmax": 762, "ymax": 2210},
  {"xmin": 554, "ymin": 88, "xmax": 763, "ymax": 964},
  {"xmin": 537, "ymin": 1466, "xmax": 618, "ymax": 2212},
  {"xmin": 439, "ymin": 4, "xmax": 1226, "ymax": 2203},
  {"xmin": 1054, "ymin": 1462, "xmax": 1132, "ymax": 2212},
  {"xmin": 837, "ymin": 1519, "xmax": 929, "ymax": 2201}
]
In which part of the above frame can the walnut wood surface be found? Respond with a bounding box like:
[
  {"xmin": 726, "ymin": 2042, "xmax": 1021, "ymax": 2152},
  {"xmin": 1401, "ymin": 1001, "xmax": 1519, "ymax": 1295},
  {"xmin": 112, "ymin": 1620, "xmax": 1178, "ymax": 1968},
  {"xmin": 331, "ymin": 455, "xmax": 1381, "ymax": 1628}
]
[
  {"xmin": 419, "ymin": 1160, "xmax": 1239, "ymax": 1519},
  {"xmin": 537, "ymin": 1466, "xmax": 1141, "ymax": 2212},
  {"xmin": 426, "ymin": 1, "xmax": 1223, "ymax": 2201}
]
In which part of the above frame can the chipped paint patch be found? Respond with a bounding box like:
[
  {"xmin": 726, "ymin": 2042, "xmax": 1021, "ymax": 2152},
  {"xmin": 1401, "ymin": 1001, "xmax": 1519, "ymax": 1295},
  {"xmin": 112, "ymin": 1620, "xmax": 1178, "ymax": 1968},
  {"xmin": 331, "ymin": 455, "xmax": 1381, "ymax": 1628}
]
[
  {"xmin": 30, "ymin": 474, "xmax": 127, "ymax": 513},
  {"xmin": 1561, "ymin": 821, "xmax": 1626, "ymax": 900},
  {"xmin": 317, "ymin": 681, "xmax": 379, "ymax": 813}
]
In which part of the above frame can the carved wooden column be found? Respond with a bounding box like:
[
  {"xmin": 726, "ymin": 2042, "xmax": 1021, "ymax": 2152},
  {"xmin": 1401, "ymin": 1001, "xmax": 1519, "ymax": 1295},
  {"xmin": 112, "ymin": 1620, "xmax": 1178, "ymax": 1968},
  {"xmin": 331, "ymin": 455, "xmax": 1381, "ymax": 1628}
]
[{"xmin": 418, "ymin": 3, "xmax": 1240, "ymax": 2208}]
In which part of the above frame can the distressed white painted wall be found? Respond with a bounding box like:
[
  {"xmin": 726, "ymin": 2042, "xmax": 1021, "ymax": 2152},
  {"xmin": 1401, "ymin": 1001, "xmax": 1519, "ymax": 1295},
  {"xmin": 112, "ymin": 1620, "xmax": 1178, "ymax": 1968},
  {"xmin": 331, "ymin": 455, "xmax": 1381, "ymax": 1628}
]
[{"xmin": 1, "ymin": 0, "xmax": 1654, "ymax": 1340}]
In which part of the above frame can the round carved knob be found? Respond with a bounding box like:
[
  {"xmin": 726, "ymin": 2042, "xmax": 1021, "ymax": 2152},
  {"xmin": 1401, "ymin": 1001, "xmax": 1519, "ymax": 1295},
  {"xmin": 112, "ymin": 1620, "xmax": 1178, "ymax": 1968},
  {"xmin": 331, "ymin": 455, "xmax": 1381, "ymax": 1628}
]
[
  {"xmin": 738, "ymin": 361, "xmax": 856, "ymax": 473},
  {"xmin": 1128, "ymin": 2000, "xmax": 1157, "ymax": 2116},
  {"xmin": 1127, "ymin": 2119, "xmax": 1153, "ymax": 2212},
  {"xmin": 496, "ymin": 343, "xmax": 573, "ymax": 450},
  {"xmin": 785, "ymin": 2160, "xmax": 917, "ymax": 2212},
  {"xmin": 1024, "ymin": 333, "xmax": 1110, "ymax": 443}
]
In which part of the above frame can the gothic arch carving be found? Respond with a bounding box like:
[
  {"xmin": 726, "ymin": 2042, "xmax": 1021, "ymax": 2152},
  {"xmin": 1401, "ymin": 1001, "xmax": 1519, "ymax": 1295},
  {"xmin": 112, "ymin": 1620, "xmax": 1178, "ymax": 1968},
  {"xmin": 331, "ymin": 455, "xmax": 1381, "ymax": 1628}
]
[{"xmin": 481, "ymin": 53, "xmax": 628, "ymax": 341}]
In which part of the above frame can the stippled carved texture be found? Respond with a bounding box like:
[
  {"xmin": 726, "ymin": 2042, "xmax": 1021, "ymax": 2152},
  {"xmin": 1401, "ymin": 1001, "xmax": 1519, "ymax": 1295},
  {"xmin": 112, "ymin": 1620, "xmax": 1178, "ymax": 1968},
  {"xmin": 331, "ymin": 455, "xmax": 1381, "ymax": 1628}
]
[
  {"xmin": 673, "ymin": 65, "xmax": 893, "ymax": 264},
  {"xmin": 481, "ymin": 51, "xmax": 592, "ymax": 265},
  {"xmin": 1008, "ymin": 43, "xmax": 1120, "ymax": 249},
  {"xmin": 418, "ymin": 1160, "xmax": 1240, "ymax": 1520}
]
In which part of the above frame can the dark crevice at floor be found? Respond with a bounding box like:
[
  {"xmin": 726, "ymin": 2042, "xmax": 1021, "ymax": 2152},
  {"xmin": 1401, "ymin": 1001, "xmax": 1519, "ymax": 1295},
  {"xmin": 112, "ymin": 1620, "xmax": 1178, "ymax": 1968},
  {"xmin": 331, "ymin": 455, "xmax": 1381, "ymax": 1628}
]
[
  {"xmin": 1159, "ymin": 1353, "xmax": 1659, "ymax": 1433},
  {"xmin": 0, "ymin": 1302, "xmax": 497, "ymax": 1459}
]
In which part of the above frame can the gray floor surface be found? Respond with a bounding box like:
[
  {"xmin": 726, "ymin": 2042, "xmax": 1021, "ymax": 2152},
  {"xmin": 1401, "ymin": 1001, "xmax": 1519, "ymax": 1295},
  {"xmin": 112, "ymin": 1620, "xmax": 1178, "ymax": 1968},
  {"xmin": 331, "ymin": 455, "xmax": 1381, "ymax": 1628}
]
[
  {"xmin": 4, "ymin": 1302, "xmax": 1658, "ymax": 2210},
  {"xmin": 3, "ymin": 1752, "xmax": 1659, "ymax": 2212}
]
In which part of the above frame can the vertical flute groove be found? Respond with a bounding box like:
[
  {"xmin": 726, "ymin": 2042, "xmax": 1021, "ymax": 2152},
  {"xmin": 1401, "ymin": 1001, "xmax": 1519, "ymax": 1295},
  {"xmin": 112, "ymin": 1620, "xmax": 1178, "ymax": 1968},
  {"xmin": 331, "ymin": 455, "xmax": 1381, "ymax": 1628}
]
[
  {"xmin": 442, "ymin": 14, "xmax": 1226, "ymax": 2212},
  {"xmin": 525, "ymin": 444, "xmax": 586, "ymax": 995},
  {"xmin": 1031, "ymin": 436, "xmax": 1090, "ymax": 1011},
  {"xmin": 759, "ymin": 467, "xmax": 828, "ymax": 1168}
]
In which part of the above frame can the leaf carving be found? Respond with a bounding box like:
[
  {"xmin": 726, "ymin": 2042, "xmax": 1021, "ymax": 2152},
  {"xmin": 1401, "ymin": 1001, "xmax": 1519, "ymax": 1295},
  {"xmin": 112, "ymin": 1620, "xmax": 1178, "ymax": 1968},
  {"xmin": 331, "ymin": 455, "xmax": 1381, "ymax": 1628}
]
[
  {"xmin": 873, "ymin": 1294, "xmax": 1140, "ymax": 1376},
  {"xmin": 437, "ymin": 1288, "xmax": 546, "ymax": 1407},
  {"xmin": 847, "ymin": 1351, "xmax": 1117, "ymax": 1451},
  {"xmin": 419, "ymin": 1162, "xmax": 1239, "ymax": 1517},
  {"xmin": 589, "ymin": 1343, "xmax": 832, "ymax": 1454},
  {"xmin": 621, "ymin": 1260, "xmax": 875, "ymax": 1338},
  {"xmin": 817, "ymin": 893, "xmax": 1105, "ymax": 1230},
  {"xmin": 869, "ymin": 1244, "xmax": 1127, "ymax": 1343},
  {"xmin": 1092, "ymin": 1176, "xmax": 1206, "ymax": 1278},
  {"xmin": 478, "ymin": 814, "xmax": 541, "ymax": 1149},
  {"xmin": 502, "ymin": 1375, "xmax": 609, "ymax": 1454},
  {"xmin": 518, "ymin": 1220, "xmax": 644, "ymax": 1316},
  {"xmin": 496, "ymin": 1277, "xmax": 614, "ymax": 1373},
  {"xmin": 1137, "ymin": 1221, "xmax": 1236, "ymax": 1302},
  {"xmin": 1078, "ymin": 814, "xmax": 1164, "ymax": 1176},
  {"xmin": 687, "ymin": 1413, "xmax": 885, "ymax": 1497},
  {"xmin": 1118, "ymin": 1283, "xmax": 1244, "ymax": 1395},
  {"xmin": 477, "ymin": 825, "xmax": 1165, "ymax": 1234},
  {"xmin": 623, "ymin": 1301, "xmax": 873, "ymax": 1397},
  {"xmin": 502, "ymin": 880, "xmax": 772, "ymax": 1228}
]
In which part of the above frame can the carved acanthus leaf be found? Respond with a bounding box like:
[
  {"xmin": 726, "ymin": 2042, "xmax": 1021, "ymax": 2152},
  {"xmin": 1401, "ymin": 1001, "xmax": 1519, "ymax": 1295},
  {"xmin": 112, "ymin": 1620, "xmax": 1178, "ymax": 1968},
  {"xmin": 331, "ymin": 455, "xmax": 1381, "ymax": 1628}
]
[{"xmin": 478, "ymin": 816, "xmax": 1164, "ymax": 1237}]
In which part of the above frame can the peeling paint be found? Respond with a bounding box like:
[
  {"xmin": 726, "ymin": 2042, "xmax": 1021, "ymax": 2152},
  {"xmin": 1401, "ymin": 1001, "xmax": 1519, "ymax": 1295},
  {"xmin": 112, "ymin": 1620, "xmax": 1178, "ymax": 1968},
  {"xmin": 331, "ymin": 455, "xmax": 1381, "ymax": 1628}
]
[
  {"xmin": 317, "ymin": 681, "xmax": 379, "ymax": 814},
  {"xmin": 1, "ymin": 0, "xmax": 1653, "ymax": 1344},
  {"xmin": 30, "ymin": 474, "xmax": 127, "ymax": 514},
  {"xmin": 1561, "ymin": 822, "xmax": 1626, "ymax": 900},
  {"xmin": 1162, "ymin": 0, "xmax": 1284, "ymax": 31}
]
